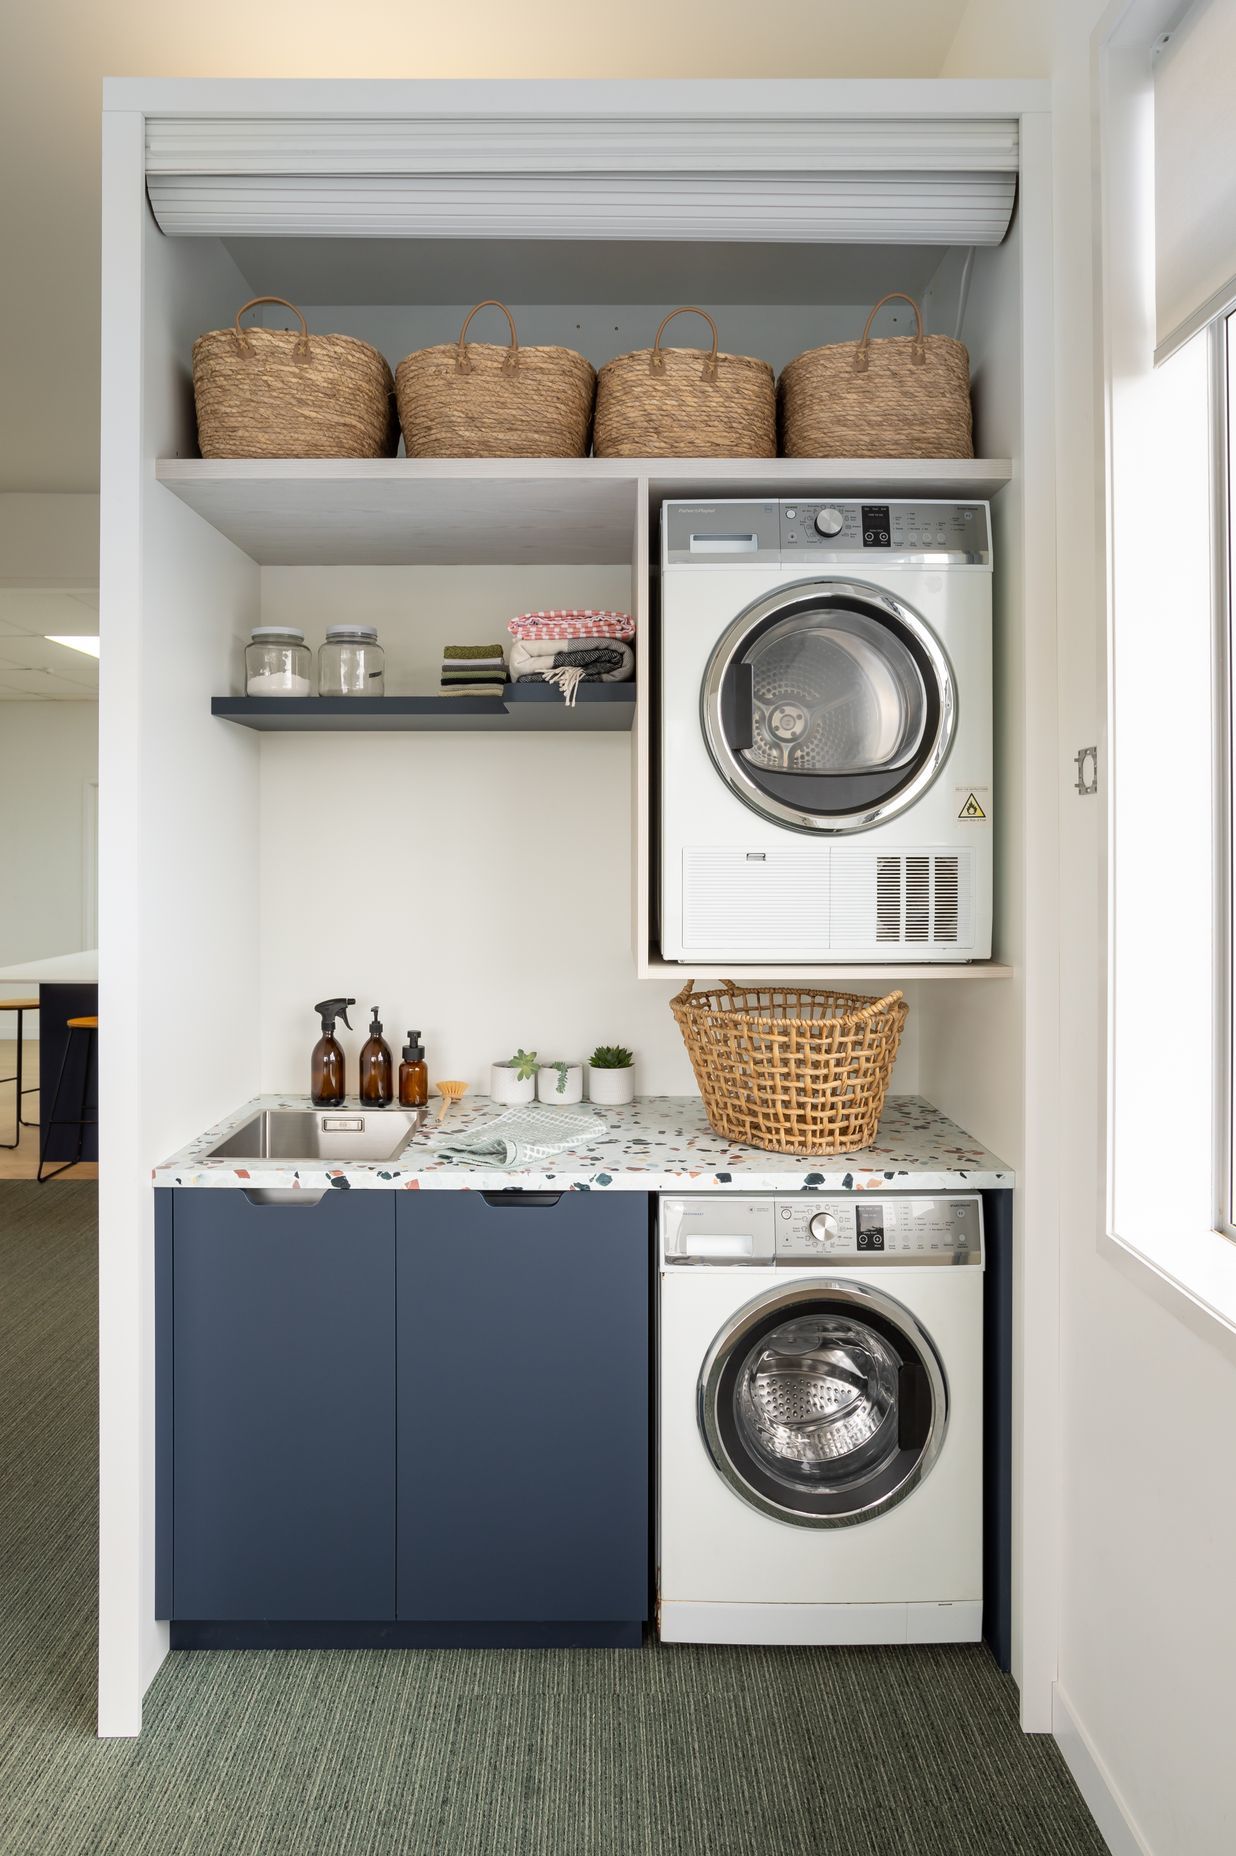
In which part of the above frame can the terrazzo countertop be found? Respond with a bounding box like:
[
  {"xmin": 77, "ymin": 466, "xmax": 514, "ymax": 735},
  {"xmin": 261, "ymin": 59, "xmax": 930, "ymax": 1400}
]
[{"xmin": 152, "ymin": 1093, "xmax": 1014, "ymax": 1194}]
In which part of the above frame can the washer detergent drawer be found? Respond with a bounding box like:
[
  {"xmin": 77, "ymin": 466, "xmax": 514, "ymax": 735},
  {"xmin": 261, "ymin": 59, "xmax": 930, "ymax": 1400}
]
[{"xmin": 680, "ymin": 845, "xmax": 977, "ymax": 958}]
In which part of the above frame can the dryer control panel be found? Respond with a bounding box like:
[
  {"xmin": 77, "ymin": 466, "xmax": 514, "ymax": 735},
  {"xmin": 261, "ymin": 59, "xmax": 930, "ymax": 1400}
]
[
  {"xmin": 661, "ymin": 498, "xmax": 991, "ymax": 568},
  {"xmin": 779, "ymin": 500, "xmax": 991, "ymax": 564},
  {"xmin": 661, "ymin": 1193, "xmax": 983, "ymax": 1265}
]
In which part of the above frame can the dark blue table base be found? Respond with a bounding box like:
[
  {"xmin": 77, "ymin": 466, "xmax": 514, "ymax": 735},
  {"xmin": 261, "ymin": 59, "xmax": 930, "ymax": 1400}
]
[{"xmin": 39, "ymin": 983, "xmax": 98, "ymax": 1164}]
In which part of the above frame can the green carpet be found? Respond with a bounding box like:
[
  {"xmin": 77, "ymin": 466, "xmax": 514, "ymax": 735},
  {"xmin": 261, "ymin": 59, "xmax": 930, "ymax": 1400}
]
[{"xmin": 0, "ymin": 1181, "xmax": 1107, "ymax": 1856}]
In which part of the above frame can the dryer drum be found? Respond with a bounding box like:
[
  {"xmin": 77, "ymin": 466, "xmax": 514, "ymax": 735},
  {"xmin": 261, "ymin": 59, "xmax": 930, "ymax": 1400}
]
[
  {"xmin": 743, "ymin": 612, "xmax": 929, "ymax": 777},
  {"xmin": 702, "ymin": 579, "xmax": 955, "ymax": 835}
]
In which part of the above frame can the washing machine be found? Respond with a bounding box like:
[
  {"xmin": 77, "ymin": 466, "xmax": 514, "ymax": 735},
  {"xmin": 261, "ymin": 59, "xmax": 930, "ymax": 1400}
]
[
  {"xmin": 658, "ymin": 498, "xmax": 993, "ymax": 961},
  {"xmin": 658, "ymin": 1192, "xmax": 983, "ymax": 1645}
]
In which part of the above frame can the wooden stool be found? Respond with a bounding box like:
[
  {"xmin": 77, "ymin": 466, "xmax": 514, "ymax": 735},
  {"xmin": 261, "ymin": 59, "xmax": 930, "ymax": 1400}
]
[
  {"xmin": 0, "ymin": 997, "xmax": 40, "ymax": 1149},
  {"xmin": 38, "ymin": 1015, "xmax": 97, "ymax": 1182}
]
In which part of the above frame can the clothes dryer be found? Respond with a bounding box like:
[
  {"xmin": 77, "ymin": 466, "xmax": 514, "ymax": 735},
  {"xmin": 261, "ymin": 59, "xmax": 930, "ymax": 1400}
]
[{"xmin": 659, "ymin": 498, "xmax": 993, "ymax": 961}]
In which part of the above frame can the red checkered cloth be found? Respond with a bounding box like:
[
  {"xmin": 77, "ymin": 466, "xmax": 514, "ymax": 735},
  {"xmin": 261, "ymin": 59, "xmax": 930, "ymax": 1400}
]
[{"xmin": 507, "ymin": 608, "xmax": 635, "ymax": 642}]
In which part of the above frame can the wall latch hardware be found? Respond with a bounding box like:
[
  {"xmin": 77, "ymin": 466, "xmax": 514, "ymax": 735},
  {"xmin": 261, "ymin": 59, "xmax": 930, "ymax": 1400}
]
[{"xmin": 1074, "ymin": 746, "xmax": 1098, "ymax": 796}]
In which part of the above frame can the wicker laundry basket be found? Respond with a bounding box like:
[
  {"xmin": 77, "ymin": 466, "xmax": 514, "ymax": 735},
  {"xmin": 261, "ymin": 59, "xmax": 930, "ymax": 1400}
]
[
  {"xmin": 395, "ymin": 301, "xmax": 596, "ymax": 458},
  {"xmin": 192, "ymin": 297, "xmax": 397, "ymax": 459},
  {"xmin": 670, "ymin": 981, "xmax": 907, "ymax": 1156},
  {"xmin": 778, "ymin": 293, "xmax": 973, "ymax": 459},
  {"xmin": 594, "ymin": 308, "xmax": 776, "ymax": 458}
]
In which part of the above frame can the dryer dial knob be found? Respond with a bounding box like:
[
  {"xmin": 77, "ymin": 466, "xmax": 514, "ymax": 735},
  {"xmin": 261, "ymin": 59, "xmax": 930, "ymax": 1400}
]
[
  {"xmin": 809, "ymin": 1211, "xmax": 841, "ymax": 1244},
  {"xmin": 814, "ymin": 507, "xmax": 845, "ymax": 537}
]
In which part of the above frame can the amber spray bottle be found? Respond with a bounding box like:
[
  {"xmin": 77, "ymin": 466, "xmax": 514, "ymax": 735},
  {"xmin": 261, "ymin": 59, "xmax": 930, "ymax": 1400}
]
[
  {"xmin": 359, "ymin": 1007, "xmax": 394, "ymax": 1107},
  {"xmin": 311, "ymin": 998, "xmax": 355, "ymax": 1107}
]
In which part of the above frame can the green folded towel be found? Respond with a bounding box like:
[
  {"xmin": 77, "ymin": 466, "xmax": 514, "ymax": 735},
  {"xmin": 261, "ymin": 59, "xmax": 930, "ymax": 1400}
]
[
  {"xmin": 439, "ymin": 683, "xmax": 507, "ymax": 698},
  {"xmin": 443, "ymin": 643, "xmax": 507, "ymax": 660}
]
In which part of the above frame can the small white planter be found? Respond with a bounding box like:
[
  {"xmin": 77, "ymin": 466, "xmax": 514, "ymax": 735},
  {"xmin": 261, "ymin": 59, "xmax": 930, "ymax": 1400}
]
[
  {"xmin": 587, "ymin": 1064, "xmax": 635, "ymax": 1105},
  {"xmin": 537, "ymin": 1062, "xmax": 584, "ymax": 1105},
  {"xmin": 490, "ymin": 1063, "xmax": 536, "ymax": 1106}
]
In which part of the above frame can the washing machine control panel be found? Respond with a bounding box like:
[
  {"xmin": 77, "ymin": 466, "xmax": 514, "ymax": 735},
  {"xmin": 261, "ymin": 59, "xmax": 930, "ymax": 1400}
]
[
  {"xmin": 661, "ymin": 1194, "xmax": 983, "ymax": 1265},
  {"xmin": 775, "ymin": 1195, "xmax": 983, "ymax": 1263},
  {"xmin": 779, "ymin": 499, "xmax": 991, "ymax": 564}
]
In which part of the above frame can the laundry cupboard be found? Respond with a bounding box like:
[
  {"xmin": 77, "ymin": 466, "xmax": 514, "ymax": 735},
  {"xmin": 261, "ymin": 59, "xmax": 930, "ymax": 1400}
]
[
  {"xmin": 156, "ymin": 1186, "xmax": 650, "ymax": 1644},
  {"xmin": 100, "ymin": 78, "xmax": 1060, "ymax": 1734}
]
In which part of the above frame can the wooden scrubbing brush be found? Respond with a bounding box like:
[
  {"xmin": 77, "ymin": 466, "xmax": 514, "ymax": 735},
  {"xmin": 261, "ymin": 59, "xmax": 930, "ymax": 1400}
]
[{"xmin": 435, "ymin": 1079, "xmax": 469, "ymax": 1125}]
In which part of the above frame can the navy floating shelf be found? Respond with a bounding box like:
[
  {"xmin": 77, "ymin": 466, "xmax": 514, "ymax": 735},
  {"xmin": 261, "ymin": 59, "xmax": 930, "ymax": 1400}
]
[{"xmin": 211, "ymin": 687, "xmax": 636, "ymax": 733}]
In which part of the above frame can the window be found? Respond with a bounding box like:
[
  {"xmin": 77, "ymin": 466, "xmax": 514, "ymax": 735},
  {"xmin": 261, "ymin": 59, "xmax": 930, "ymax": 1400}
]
[{"xmin": 1103, "ymin": 3, "xmax": 1236, "ymax": 1316}]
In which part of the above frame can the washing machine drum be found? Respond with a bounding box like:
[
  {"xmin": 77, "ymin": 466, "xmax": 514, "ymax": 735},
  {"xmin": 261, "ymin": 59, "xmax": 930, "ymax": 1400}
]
[
  {"xmin": 699, "ymin": 1280, "xmax": 949, "ymax": 1527},
  {"xmin": 701, "ymin": 579, "xmax": 956, "ymax": 833}
]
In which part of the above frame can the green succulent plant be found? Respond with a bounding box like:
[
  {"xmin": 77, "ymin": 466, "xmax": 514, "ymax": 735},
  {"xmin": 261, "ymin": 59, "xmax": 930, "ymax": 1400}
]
[
  {"xmin": 550, "ymin": 1060, "xmax": 570, "ymax": 1094},
  {"xmin": 589, "ymin": 1045, "xmax": 634, "ymax": 1069},
  {"xmin": 505, "ymin": 1048, "xmax": 539, "ymax": 1081}
]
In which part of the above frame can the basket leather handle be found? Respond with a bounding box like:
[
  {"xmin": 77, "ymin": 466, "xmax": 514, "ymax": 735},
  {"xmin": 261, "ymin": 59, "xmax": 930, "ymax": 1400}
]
[
  {"xmin": 456, "ymin": 300, "xmax": 519, "ymax": 375},
  {"xmin": 232, "ymin": 296, "xmax": 311, "ymax": 362},
  {"xmin": 650, "ymin": 307, "xmax": 719, "ymax": 381},
  {"xmin": 854, "ymin": 293, "xmax": 926, "ymax": 373}
]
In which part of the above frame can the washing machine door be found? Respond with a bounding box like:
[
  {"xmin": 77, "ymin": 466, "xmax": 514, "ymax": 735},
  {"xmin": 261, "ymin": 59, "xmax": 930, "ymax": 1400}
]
[
  {"xmin": 698, "ymin": 1279, "xmax": 949, "ymax": 1527},
  {"xmin": 700, "ymin": 578, "xmax": 955, "ymax": 834}
]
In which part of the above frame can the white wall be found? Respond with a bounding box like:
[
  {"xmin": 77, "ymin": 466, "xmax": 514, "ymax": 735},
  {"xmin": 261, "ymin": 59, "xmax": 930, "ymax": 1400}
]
[
  {"xmin": 0, "ymin": 494, "xmax": 99, "ymax": 582},
  {"xmin": 0, "ymin": 701, "xmax": 98, "ymax": 1014},
  {"xmin": 98, "ymin": 113, "xmax": 263, "ymax": 1735},
  {"xmin": 947, "ymin": 5, "xmax": 1236, "ymax": 1852},
  {"xmin": 256, "ymin": 565, "xmax": 922, "ymax": 1097},
  {"xmin": 0, "ymin": 490, "xmax": 102, "ymax": 1014}
]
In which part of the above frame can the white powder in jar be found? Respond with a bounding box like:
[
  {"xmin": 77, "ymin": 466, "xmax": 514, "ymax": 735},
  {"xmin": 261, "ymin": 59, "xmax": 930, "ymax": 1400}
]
[{"xmin": 247, "ymin": 668, "xmax": 312, "ymax": 697}]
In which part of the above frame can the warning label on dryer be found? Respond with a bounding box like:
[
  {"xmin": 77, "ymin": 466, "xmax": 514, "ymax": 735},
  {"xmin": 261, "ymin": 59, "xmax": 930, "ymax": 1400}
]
[{"xmin": 956, "ymin": 790, "xmax": 988, "ymax": 820}]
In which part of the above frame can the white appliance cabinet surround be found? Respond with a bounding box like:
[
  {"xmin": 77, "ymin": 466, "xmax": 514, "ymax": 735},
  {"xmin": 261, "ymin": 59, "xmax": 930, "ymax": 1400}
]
[{"xmin": 99, "ymin": 77, "xmax": 1058, "ymax": 1741}]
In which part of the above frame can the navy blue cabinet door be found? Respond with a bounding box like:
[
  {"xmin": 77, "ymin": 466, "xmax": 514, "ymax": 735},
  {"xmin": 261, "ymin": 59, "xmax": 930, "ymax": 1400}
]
[
  {"xmin": 396, "ymin": 1192, "xmax": 649, "ymax": 1623},
  {"xmin": 171, "ymin": 1189, "xmax": 396, "ymax": 1621}
]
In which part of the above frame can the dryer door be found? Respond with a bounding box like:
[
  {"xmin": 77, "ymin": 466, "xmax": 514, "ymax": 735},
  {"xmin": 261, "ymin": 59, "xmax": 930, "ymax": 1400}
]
[
  {"xmin": 698, "ymin": 1279, "xmax": 948, "ymax": 1527},
  {"xmin": 701, "ymin": 578, "xmax": 955, "ymax": 834}
]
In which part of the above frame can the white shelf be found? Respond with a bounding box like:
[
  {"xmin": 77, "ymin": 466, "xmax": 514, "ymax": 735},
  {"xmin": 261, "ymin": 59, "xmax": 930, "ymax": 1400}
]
[
  {"xmin": 640, "ymin": 956, "xmax": 1014, "ymax": 981},
  {"xmin": 155, "ymin": 456, "xmax": 1012, "ymax": 567}
]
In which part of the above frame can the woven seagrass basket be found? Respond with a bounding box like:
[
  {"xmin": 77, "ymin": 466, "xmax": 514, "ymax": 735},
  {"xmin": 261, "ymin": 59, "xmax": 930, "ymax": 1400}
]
[
  {"xmin": 779, "ymin": 293, "xmax": 973, "ymax": 460},
  {"xmin": 594, "ymin": 308, "xmax": 776, "ymax": 458},
  {"xmin": 395, "ymin": 301, "xmax": 596, "ymax": 458},
  {"xmin": 670, "ymin": 981, "xmax": 907, "ymax": 1156},
  {"xmin": 192, "ymin": 297, "xmax": 397, "ymax": 459}
]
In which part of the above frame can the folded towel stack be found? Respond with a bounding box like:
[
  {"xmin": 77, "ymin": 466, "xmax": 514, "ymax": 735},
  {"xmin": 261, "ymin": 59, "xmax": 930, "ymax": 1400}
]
[
  {"xmin": 507, "ymin": 609, "xmax": 636, "ymax": 706},
  {"xmin": 440, "ymin": 641, "xmax": 509, "ymax": 699}
]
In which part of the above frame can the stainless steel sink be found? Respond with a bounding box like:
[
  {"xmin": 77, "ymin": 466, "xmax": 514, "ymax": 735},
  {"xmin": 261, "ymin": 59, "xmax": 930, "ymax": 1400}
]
[{"xmin": 208, "ymin": 1107, "xmax": 427, "ymax": 1163}]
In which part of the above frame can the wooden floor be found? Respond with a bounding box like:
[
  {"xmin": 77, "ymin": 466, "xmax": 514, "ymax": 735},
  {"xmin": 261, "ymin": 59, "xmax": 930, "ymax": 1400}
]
[{"xmin": 0, "ymin": 1041, "xmax": 97, "ymax": 1181}]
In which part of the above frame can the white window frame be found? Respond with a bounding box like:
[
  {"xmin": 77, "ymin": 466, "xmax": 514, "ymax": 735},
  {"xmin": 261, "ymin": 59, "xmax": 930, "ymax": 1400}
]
[
  {"xmin": 1099, "ymin": 0, "xmax": 1236, "ymax": 1333},
  {"xmin": 1216, "ymin": 312, "xmax": 1234, "ymax": 1239}
]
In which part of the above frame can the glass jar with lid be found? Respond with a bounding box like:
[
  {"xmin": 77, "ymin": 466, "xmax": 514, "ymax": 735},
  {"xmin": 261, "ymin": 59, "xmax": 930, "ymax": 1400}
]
[
  {"xmin": 318, "ymin": 625, "xmax": 385, "ymax": 698},
  {"xmin": 245, "ymin": 627, "xmax": 312, "ymax": 697}
]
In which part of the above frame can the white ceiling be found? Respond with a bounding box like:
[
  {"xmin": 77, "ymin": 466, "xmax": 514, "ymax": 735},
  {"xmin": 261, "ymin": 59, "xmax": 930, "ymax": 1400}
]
[
  {"xmin": 0, "ymin": 588, "xmax": 99, "ymax": 700},
  {"xmin": 0, "ymin": 0, "xmax": 975, "ymax": 496}
]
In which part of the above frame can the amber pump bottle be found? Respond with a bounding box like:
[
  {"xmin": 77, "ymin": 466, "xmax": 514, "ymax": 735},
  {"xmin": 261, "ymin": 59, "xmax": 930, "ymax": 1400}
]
[
  {"xmin": 311, "ymin": 998, "xmax": 355, "ymax": 1107},
  {"xmin": 359, "ymin": 1008, "xmax": 394, "ymax": 1107},
  {"xmin": 399, "ymin": 1031, "xmax": 428, "ymax": 1108}
]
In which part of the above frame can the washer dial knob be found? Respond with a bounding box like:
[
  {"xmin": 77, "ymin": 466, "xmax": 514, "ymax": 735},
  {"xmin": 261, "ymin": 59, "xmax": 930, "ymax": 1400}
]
[
  {"xmin": 814, "ymin": 506, "xmax": 845, "ymax": 537},
  {"xmin": 809, "ymin": 1210, "xmax": 841, "ymax": 1244}
]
